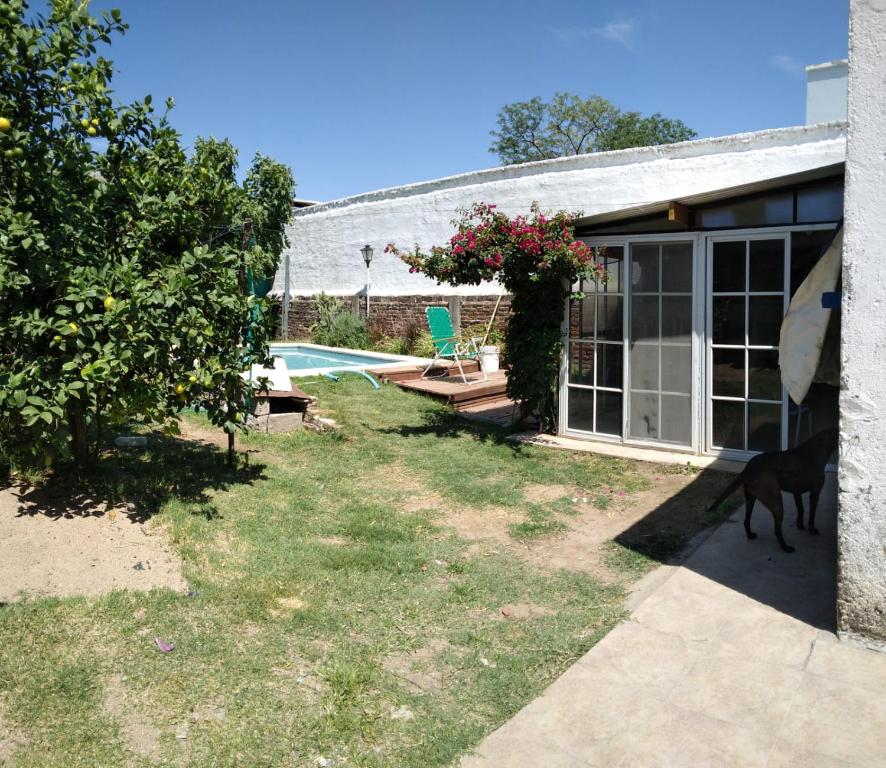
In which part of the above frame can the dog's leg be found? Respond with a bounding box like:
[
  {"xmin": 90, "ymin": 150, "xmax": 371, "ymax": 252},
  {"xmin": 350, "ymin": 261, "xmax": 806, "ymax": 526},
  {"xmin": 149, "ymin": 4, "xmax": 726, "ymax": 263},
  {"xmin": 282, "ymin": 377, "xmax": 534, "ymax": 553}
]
[
  {"xmin": 808, "ymin": 487, "xmax": 821, "ymax": 536},
  {"xmin": 768, "ymin": 493, "xmax": 794, "ymax": 554},
  {"xmin": 744, "ymin": 490, "xmax": 757, "ymax": 540},
  {"xmin": 794, "ymin": 493, "xmax": 805, "ymax": 530}
]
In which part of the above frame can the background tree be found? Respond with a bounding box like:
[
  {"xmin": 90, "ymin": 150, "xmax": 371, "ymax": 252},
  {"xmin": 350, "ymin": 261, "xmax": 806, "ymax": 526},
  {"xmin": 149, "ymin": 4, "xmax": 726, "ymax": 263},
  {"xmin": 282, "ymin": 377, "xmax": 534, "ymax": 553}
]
[
  {"xmin": 489, "ymin": 92, "xmax": 696, "ymax": 165},
  {"xmin": 0, "ymin": 0, "xmax": 295, "ymax": 470}
]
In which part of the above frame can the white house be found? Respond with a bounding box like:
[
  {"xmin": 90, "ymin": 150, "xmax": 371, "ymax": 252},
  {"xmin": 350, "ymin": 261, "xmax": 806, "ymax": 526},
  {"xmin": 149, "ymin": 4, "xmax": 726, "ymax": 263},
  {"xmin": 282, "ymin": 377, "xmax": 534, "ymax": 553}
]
[{"xmin": 274, "ymin": 28, "xmax": 885, "ymax": 643}]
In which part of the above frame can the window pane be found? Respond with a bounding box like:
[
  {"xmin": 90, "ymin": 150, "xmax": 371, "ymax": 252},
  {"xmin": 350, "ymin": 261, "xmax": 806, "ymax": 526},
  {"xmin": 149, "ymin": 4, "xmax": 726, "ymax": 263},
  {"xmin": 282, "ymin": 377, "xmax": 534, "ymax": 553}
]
[
  {"xmin": 797, "ymin": 180, "xmax": 844, "ymax": 223},
  {"xmin": 698, "ymin": 192, "xmax": 793, "ymax": 229},
  {"xmin": 630, "ymin": 392, "xmax": 659, "ymax": 440},
  {"xmin": 596, "ymin": 344, "xmax": 623, "ymax": 389},
  {"xmin": 661, "ymin": 242, "xmax": 693, "ymax": 292},
  {"xmin": 566, "ymin": 387, "xmax": 594, "ymax": 432},
  {"xmin": 749, "ymin": 240, "xmax": 785, "ymax": 292},
  {"xmin": 568, "ymin": 342, "xmax": 594, "ymax": 386},
  {"xmin": 791, "ymin": 230, "xmax": 835, "ymax": 297},
  {"xmin": 712, "ymin": 348, "xmax": 745, "ymax": 397},
  {"xmin": 748, "ymin": 296, "xmax": 783, "ymax": 346},
  {"xmin": 661, "ymin": 296, "xmax": 692, "ymax": 343},
  {"xmin": 712, "ymin": 400, "xmax": 744, "ymax": 449},
  {"xmin": 631, "ymin": 295, "xmax": 659, "ymax": 342},
  {"xmin": 712, "ymin": 241, "xmax": 746, "ymax": 292},
  {"xmin": 661, "ymin": 345, "xmax": 692, "ymax": 394},
  {"xmin": 661, "ymin": 394, "xmax": 691, "ymax": 445},
  {"xmin": 599, "ymin": 246, "xmax": 624, "ymax": 293},
  {"xmin": 596, "ymin": 390, "xmax": 623, "ymax": 436},
  {"xmin": 748, "ymin": 402, "xmax": 782, "ymax": 452},
  {"xmin": 573, "ymin": 294, "xmax": 594, "ymax": 338},
  {"xmin": 631, "ymin": 244, "xmax": 659, "ymax": 292},
  {"xmin": 712, "ymin": 296, "xmax": 744, "ymax": 344},
  {"xmin": 630, "ymin": 343, "xmax": 658, "ymax": 390},
  {"xmin": 748, "ymin": 349, "xmax": 781, "ymax": 400},
  {"xmin": 596, "ymin": 295, "xmax": 623, "ymax": 341}
]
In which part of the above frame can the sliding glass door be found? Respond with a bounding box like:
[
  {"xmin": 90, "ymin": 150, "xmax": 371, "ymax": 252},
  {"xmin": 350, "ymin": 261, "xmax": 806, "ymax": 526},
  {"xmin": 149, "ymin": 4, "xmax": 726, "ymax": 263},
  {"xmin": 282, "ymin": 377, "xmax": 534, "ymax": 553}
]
[{"xmin": 564, "ymin": 238, "xmax": 697, "ymax": 447}]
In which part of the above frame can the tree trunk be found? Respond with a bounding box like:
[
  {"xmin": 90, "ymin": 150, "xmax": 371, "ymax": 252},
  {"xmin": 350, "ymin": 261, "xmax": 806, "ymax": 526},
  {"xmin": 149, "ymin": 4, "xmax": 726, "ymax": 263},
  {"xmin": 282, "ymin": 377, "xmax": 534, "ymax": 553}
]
[{"xmin": 68, "ymin": 402, "xmax": 90, "ymax": 469}]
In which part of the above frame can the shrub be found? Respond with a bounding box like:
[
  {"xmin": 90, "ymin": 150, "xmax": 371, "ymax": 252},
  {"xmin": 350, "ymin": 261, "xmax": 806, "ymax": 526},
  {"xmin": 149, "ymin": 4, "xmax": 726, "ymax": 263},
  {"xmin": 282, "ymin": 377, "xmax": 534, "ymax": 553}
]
[
  {"xmin": 310, "ymin": 293, "xmax": 371, "ymax": 349},
  {"xmin": 387, "ymin": 203, "xmax": 604, "ymax": 429}
]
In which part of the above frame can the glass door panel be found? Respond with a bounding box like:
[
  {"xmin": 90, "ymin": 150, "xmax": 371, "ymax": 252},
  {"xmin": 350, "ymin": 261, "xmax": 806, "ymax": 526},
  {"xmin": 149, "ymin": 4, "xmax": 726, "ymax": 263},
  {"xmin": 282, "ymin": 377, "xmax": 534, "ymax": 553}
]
[
  {"xmin": 707, "ymin": 237, "xmax": 787, "ymax": 453},
  {"xmin": 566, "ymin": 247, "xmax": 625, "ymax": 437},
  {"xmin": 627, "ymin": 241, "xmax": 694, "ymax": 446}
]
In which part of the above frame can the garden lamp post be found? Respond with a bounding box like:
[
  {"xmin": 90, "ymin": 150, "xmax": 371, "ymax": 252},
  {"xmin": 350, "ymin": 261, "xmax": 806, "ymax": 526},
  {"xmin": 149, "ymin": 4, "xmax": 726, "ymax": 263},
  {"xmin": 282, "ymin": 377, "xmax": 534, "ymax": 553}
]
[{"xmin": 361, "ymin": 244, "xmax": 373, "ymax": 317}]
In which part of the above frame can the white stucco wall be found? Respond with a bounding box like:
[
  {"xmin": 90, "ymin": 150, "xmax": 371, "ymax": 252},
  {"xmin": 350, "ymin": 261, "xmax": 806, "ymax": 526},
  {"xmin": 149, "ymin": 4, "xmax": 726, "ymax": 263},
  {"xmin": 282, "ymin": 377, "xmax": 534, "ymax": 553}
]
[
  {"xmin": 275, "ymin": 123, "xmax": 846, "ymax": 297},
  {"xmin": 838, "ymin": 0, "xmax": 886, "ymax": 644}
]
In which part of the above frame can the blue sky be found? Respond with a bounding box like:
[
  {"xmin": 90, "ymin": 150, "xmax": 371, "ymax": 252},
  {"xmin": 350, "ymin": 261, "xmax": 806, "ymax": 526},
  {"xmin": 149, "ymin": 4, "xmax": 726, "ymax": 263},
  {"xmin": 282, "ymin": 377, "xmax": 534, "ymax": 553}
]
[{"xmin": 81, "ymin": 0, "xmax": 848, "ymax": 201}]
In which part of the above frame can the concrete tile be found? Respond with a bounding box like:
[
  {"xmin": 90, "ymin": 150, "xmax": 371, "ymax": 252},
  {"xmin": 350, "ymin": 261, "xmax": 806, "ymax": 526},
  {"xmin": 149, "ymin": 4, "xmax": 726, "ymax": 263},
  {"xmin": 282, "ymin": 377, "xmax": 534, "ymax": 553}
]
[
  {"xmin": 668, "ymin": 654, "xmax": 805, "ymax": 738},
  {"xmin": 765, "ymin": 742, "xmax": 858, "ymax": 768},
  {"xmin": 630, "ymin": 586, "xmax": 727, "ymax": 641},
  {"xmin": 459, "ymin": 720, "xmax": 594, "ymax": 768},
  {"xmin": 777, "ymin": 672, "xmax": 886, "ymax": 767},
  {"xmin": 710, "ymin": 601, "xmax": 819, "ymax": 670},
  {"xmin": 611, "ymin": 704, "xmax": 773, "ymax": 768},
  {"xmin": 805, "ymin": 633, "xmax": 886, "ymax": 694},
  {"xmin": 574, "ymin": 622, "xmax": 711, "ymax": 695}
]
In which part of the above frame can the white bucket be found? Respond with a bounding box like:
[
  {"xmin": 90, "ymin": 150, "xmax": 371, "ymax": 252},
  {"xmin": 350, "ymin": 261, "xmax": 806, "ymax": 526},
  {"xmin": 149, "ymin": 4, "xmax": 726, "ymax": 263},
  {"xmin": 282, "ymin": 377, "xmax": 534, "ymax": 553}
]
[{"xmin": 479, "ymin": 345, "xmax": 500, "ymax": 373}]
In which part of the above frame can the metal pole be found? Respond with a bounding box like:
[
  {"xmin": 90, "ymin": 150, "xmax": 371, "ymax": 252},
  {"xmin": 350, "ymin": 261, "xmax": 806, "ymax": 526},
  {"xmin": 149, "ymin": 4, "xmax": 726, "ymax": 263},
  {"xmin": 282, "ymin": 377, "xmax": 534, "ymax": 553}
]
[
  {"xmin": 282, "ymin": 253, "xmax": 290, "ymax": 341},
  {"xmin": 366, "ymin": 262, "xmax": 370, "ymax": 318}
]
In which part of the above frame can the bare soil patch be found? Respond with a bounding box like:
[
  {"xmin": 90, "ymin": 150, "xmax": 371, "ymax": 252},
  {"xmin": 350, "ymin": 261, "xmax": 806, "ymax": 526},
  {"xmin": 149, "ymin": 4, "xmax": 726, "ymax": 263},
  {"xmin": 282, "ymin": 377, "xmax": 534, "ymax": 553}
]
[
  {"xmin": 522, "ymin": 483, "xmax": 573, "ymax": 503},
  {"xmin": 102, "ymin": 674, "xmax": 162, "ymax": 761},
  {"xmin": 0, "ymin": 486, "xmax": 187, "ymax": 602},
  {"xmin": 0, "ymin": 700, "xmax": 26, "ymax": 765},
  {"xmin": 497, "ymin": 603, "xmax": 557, "ymax": 620},
  {"xmin": 383, "ymin": 638, "xmax": 451, "ymax": 694},
  {"xmin": 439, "ymin": 464, "xmax": 736, "ymax": 580}
]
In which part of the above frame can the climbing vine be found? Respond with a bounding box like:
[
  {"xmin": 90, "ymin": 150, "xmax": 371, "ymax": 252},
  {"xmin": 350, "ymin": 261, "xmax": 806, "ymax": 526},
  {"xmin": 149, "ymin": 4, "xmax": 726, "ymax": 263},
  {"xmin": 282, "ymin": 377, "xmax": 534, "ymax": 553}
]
[{"xmin": 387, "ymin": 203, "xmax": 604, "ymax": 429}]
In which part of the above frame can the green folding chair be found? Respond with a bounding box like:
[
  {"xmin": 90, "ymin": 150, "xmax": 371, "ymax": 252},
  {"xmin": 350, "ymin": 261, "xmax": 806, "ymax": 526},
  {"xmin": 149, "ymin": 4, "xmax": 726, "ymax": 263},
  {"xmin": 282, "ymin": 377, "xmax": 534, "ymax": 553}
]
[{"xmin": 423, "ymin": 306, "xmax": 487, "ymax": 384}]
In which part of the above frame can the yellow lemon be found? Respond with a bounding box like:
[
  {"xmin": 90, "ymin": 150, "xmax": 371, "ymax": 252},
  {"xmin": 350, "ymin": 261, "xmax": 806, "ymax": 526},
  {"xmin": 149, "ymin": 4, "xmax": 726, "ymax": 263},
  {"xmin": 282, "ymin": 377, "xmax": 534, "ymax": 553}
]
[
  {"xmin": 67, "ymin": 321, "xmax": 78, "ymax": 333},
  {"xmin": 0, "ymin": 117, "xmax": 10, "ymax": 132},
  {"xmin": 52, "ymin": 334, "xmax": 62, "ymax": 343},
  {"xmin": 103, "ymin": 295, "xmax": 115, "ymax": 311},
  {"xmin": 80, "ymin": 118, "xmax": 90, "ymax": 128},
  {"xmin": 174, "ymin": 383, "xmax": 186, "ymax": 395},
  {"xmin": 90, "ymin": 117, "xmax": 99, "ymax": 126},
  {"xmin": 87, "ymin": 126, "xmax": 97, "ymax": 136},
  {"xmin": 188, "ymin": 374, "xmax": 197, "ymax": 383}
]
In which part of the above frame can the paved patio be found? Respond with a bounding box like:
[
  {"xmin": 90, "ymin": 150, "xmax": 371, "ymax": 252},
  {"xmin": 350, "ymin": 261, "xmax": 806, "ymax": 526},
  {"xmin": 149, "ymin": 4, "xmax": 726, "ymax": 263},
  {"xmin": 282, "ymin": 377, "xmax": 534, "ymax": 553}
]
[{"xmin": 461, "ymin": 474, "xmax": 886, "ymax": 767}]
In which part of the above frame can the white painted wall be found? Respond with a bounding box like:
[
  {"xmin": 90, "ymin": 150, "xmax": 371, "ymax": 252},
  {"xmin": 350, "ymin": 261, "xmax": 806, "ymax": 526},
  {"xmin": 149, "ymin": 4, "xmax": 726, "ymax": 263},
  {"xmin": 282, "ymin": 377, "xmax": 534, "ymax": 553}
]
[
  {"xmin": 838, "ymin": 0, "xmax": 886, "ymax": 644},
  {"xmin": 806, "ymin": 60, "xmax": 849, "ymax": 124},
  {"xmin": 275, "ymin": 124, "xmax": 846, "ymax": 297}
]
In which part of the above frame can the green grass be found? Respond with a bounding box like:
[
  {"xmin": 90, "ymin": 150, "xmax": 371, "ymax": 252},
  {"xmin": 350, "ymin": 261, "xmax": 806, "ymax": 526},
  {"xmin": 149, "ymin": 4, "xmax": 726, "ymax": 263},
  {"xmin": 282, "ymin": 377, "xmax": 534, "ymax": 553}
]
[{"xmin": 0, "ymin": 379, "xmax": 690, "ymax": 767}]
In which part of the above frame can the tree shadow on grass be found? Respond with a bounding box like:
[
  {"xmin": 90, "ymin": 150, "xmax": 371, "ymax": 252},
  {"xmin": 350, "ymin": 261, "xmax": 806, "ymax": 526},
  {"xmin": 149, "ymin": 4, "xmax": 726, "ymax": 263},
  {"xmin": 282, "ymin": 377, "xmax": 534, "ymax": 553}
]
[
  {"xmin": 376, "ymin": 408, "xmax": 524, "ymax": 448},
  {"xmin": 9, "ymin": 432, "xmax": 267, "ymax": 523}
]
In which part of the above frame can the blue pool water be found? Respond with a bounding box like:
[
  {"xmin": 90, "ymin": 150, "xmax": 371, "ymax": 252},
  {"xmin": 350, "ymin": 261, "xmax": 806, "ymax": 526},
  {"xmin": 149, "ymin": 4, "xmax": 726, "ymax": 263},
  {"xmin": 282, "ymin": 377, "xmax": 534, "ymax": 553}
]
[{"xmin": 270, "ymin": 344, "xmax": 407, "ymax": 372}]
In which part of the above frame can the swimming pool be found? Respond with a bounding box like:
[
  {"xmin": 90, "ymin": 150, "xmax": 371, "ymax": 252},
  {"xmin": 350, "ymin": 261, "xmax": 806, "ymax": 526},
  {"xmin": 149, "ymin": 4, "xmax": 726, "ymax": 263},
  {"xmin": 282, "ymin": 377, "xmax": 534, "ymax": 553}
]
[{"xmin": 269, "ymin": 343, "xmax": 429, "ymax": 376}]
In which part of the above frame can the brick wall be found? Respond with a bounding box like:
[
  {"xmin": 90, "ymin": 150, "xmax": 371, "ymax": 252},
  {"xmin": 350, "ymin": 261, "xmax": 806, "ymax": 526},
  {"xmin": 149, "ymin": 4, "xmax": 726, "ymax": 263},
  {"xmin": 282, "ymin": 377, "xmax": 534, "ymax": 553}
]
[{"xmin": 274, "ymin": 294, "xmax": 511, "ymax": 341}]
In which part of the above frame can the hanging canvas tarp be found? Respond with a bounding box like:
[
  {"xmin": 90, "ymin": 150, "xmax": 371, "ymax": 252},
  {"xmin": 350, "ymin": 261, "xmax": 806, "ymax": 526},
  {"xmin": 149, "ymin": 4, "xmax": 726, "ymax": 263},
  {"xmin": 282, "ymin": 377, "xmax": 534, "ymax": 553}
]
[{"xmin": 779, "ymin": 227, "xmax": 842, "ymax": 405}]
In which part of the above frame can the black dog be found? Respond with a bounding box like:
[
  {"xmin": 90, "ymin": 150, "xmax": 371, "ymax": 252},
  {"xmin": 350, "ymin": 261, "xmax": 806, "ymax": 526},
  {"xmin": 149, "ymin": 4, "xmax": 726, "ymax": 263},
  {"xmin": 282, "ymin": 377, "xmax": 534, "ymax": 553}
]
[{"xmin": 707, "ymin": 428, "xmax": 838, "ymax": 553}]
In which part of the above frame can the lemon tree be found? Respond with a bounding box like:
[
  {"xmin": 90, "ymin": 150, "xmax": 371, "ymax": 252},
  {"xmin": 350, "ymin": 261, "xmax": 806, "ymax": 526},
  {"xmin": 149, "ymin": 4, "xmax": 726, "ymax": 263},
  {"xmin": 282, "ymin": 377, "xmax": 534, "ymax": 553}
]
[{"xmin": 0, "ymin": 1, "xmax": 295, "ymax": 469}]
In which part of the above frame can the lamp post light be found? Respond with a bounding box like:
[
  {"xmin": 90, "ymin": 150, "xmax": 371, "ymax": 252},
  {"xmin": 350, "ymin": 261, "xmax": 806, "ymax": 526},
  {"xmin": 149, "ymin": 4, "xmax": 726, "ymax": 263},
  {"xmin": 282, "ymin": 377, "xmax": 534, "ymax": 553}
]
[{"xmin": 360, "ymin": 244, "xmax": 373, "ymax": 317}]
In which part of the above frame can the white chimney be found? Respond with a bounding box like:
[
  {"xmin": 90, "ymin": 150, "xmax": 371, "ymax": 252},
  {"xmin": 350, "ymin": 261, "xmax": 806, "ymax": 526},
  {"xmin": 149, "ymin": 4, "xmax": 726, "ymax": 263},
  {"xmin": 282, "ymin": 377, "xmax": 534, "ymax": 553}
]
[{"xmin": 805, "ymin": 60, "xmax": 848, "ymax": 124}]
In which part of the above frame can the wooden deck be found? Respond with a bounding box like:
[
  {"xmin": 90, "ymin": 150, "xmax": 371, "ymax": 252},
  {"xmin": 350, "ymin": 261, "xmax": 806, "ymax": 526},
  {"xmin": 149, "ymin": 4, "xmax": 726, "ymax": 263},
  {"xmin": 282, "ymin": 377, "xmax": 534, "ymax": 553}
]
[{"xmin": 368, "ymin": 361, "xmax": 518, "ymax": 424}]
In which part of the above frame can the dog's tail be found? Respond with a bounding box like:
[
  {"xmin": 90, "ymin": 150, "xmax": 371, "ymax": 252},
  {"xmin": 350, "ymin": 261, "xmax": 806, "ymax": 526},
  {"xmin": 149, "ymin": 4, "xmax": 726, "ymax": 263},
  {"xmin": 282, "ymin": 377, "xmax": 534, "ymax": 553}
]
[{"xmin": 706, "ymin": 473, "xmax": 745, "ymax": 512}]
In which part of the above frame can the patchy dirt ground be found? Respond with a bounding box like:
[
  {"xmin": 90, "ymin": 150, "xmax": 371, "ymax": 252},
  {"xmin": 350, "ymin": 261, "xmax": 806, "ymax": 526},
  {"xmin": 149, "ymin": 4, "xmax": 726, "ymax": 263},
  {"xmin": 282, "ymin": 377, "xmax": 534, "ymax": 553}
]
[
  {"xmin": 0, "ymin": 485, "xmax": 188, "ymax": 603},
  {"xmin": 441, "ymin": 463, "xmax": 735, "ymax": 580}
]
